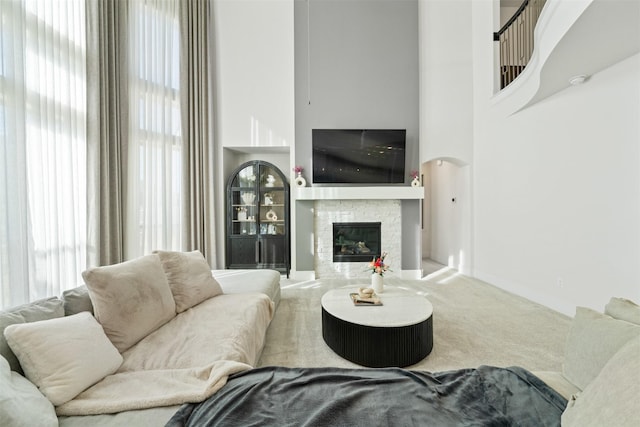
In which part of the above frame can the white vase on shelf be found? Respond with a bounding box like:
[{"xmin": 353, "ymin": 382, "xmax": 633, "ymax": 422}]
[
  {"xmin": 294, "ymin": 172, "xmax": 306, "ymax": 187},
  {"xmin": 371, "ymin": 274, "xmax": 384, "ymax": 294},
  {"xmin": 411, "ymin": 177, "xmax": 420, "ymax": 187}
]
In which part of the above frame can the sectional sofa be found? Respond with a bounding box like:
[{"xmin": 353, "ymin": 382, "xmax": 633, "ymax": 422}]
[{"xmin": 0, "ymin": 251, "xmax": 281, "ymax": 426}]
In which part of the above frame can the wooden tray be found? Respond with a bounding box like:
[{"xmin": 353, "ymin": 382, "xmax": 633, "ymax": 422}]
[{"xmin": 350, "ymin": 293, "xmax": 383, "ymax": 306}]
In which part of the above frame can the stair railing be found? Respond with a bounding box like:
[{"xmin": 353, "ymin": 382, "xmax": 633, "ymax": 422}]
[{"xmin": 494, "ymin": 0, "xmax": 547, "ymax": 89}]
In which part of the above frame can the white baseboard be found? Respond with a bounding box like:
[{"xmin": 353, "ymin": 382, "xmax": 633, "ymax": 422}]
[
  {"xmin": 473, "ymin": 269, "xmax": 575, "ymax": 317},
  {"xmin": 289, "ymin": 270, "xmax": 316, "ymax": 281},
  {"xmin": 398, "ymin": 269, "xmax": 423, "ymax": 280}
]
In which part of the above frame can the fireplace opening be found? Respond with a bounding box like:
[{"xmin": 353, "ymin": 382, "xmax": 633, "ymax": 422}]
[{"xmin": 333, "ymin": 222, "xmax": 381, "ymax": 262}]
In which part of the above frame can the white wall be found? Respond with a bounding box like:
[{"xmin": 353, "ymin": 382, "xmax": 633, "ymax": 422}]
[
  {"xmin": 419, "ymin": 0, "xmax": 473, "ymax": 165},
  {"xmin": 213, "ymin": 0, "xmax": 294, "ymax": 149},
  {"xmin": 472, "ymin": 0, "xmax": 640, "ymax": 314}
]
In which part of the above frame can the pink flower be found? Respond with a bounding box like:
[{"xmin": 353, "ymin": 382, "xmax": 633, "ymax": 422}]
[
  {"xmin": 293, "ymin": 166, "xmax": 304, "ymax": 173},
  {"xmin": 367, "ymin": 252, "xmax": 390, "ymax": 276},
  {"xmin": 410, "ymin": 170, "xmax": 419, "ymax": 180}
]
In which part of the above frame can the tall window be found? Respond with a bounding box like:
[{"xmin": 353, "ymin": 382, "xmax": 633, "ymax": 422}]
[
  {"xmin": 0, "ymin": 0, "xmax": 87, "ymax": 308},
  {"xmin": 127, "ymin": 0, "xmax": 182, "ymax": 258},
  {"xmin": 0, "ymin": 0, "xmax": 187, "ymax": 308}
]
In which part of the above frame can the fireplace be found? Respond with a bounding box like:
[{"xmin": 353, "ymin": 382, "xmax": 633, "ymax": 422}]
[
  {"xmin": 333, "ymin": 222, "xmax": 381, "ymax": 262},
  {"xmin": 314, "ymin": 200, "xmax": 401, "ymax": 279}
]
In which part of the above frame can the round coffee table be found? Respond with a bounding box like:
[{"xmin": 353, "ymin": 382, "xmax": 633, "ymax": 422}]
[{"xmin": 321, "ymin": 286, "xmax": 433, "ymax": 368}]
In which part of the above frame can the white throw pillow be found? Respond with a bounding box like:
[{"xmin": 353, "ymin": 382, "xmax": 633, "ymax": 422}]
[
  {"xmin": 0, "ymin": 354, "xmax": 57, "ymax": 427},
  {"xmin": 563, "ymin": 307, "xmax": 640, "ymax": 390},
  {"xmin": 605, "ymin": 297, "xmax": 640, "ymax": 325},
  {"xmin": 154, "ymin": 250, "xmax": 223, "ymax": 313},
  {"xmin": 3, "ymin": 312, "xmax": 123, "ymax": 406},
  {"xmin": 82, "ymin": 254, "xmax": 177, "ymax": 352},
  {"xmin": 0, "ymin": 296, "xmax": 65, "ymax": 375},
  {"xmin": 562, "ymin": 336, "xmax": 640, "ymax": 427}
]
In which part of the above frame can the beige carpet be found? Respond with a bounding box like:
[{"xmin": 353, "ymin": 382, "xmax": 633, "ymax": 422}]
[{"xmin": 257, "ymin": 268, "xmax": 572, "ymax": 373}]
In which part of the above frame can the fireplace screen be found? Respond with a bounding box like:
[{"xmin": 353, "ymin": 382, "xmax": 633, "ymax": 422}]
[{"xmin": 333, "ymin": 222, "xmax": 381, "ymax": 262}]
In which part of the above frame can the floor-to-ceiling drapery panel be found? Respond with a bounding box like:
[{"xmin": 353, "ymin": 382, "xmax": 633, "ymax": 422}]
[
  {"xmin": 86, "ymin": 0, "xmax": 128, "ymax": 267},
  {"xmin": 179, "ymin": 0, "xmax": 216, "ymax": 265},
  {"xmin": 0, "ymin": 0, "xmax": 87, "ymax": 308}
]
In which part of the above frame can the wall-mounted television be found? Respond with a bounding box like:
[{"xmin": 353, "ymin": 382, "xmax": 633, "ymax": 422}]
[{"xmin": 312, "ymin": 129, "xmax": 406, "ymax": 184}]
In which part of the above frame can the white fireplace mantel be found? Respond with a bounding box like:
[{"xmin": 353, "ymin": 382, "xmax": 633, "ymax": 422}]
[{"xmin": 293, "ymin": 186, "xmax": 424, "ymax": 200}]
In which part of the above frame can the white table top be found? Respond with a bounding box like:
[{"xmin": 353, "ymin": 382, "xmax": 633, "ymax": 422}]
[{"xmin": 321, "ymin": 286, "xmax": 433, "ymax": 328}]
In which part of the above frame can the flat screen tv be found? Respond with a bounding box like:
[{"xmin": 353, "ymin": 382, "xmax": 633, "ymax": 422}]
[{"xmin": 312, "ymin": 129, "xmax": 406, "ymax": 184}]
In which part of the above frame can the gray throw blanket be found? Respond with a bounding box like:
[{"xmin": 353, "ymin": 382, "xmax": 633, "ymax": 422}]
[{"xmin": 166, "ymin": 365, "xmax": 567, "ymax": 427}]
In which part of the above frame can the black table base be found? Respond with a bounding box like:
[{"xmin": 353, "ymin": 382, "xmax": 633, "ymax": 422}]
[{"xmin": 322, "ymin": 307, "xmax": 433, "ymax": 368}]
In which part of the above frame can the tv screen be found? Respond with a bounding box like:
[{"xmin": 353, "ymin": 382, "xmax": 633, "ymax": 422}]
[{"xmin": 312, "ymin": 129, "xmax": 406, "ymax": 184}]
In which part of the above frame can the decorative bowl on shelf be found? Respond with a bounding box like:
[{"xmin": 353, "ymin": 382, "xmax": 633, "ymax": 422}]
[{"xmin": 241, "ymin": 192, "xmax": 255, "ymax": 205}]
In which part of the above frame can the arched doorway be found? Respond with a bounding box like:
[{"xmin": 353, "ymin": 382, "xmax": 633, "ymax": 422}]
[{"xmin": 421, "ymin": 158, "xmax": 471, "ymax": 277}]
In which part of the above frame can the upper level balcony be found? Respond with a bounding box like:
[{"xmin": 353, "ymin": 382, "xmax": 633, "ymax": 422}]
[{"xmin": 493, "ymin": 0, "xmax": 640, "ymax": 115}]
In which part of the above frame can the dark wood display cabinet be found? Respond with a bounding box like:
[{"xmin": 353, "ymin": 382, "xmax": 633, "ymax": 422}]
[{"xmin": 225, "ymin": 160, "xmax": 290, "ymax": 277}]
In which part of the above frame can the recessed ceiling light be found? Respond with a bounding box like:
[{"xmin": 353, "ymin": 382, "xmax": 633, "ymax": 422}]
[{"xmin": 569, "ymin": 75, "xmax": 588, "ymax": 85}]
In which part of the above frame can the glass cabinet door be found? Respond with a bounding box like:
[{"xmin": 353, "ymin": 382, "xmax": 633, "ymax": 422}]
[
  {"xmin": 230, "ymin": 164, "xmax": 257, "ymax": 236},
  {"xmin": 259, "ymin": 164, "xmax": 285, "ymax": 236}
]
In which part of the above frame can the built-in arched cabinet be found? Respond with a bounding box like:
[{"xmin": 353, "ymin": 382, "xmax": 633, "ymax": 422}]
[{"xmin": 225, "ymin": 160, "xmax": 290, "ymax": 277}]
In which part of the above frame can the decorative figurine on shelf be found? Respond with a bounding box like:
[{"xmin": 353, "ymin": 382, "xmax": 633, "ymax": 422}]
[
  {"xmin": 265, "ymin": 174, "xmax": 276, "ymax": 187},
  {"xmin": 241, "ymin": 192, "xmax": 255, "ymax": 205},
  {"xmin": 266, "ymin": 209, "xmax": 277, "ymax": 221},
  {"xmin": 410, "ymin": 170, "xmax": 420, "ymax": 187},
  {"xmin": 264, "ymin": 193, "xmax": 273, "ymax": 206},
  {"xmin": 237, "ymin": 207, "xmax": 247, "ymax": 221},
  {"xmin": 293, "ymin": 166, "xmax": 306, "ymax": 187}
]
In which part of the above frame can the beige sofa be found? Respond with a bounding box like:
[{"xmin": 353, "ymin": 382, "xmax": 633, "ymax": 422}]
[
  {"xmin": 0, "ymin": 251, "xmax": 281, "ymax": 426},
  {"xmin": 535, "ymin": 297, "xmax": 640, "ymax": 426}
]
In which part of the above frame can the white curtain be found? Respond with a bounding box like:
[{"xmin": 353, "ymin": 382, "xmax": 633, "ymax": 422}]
[
  {"xmin": 126, "ymin": 0, "xmax": 183, "ymax": 258},
  {"xmin": 0, "ymin": 0, "xmax": 87, "ymax": 308},
  {"xmin": 0, "ymin": 0, "xmax": 205, "ymax": 308}
]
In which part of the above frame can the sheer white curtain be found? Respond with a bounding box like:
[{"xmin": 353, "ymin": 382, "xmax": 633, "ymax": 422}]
[
  {"xmin": 0, "ymin": 0, "xmax": 199, "ymax": 307},
  {"xmin": 126, "ymin": 0, "xmax": 183, "ymax": 258},
  {"xmin": 0, "ymin": 0, "xmax": 87, "ymax": 308}
]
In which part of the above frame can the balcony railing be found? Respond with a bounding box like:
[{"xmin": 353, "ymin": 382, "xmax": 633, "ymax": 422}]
[{"xmin": 494, "ymin": 0, "xmax": 547, "ymax": 89}]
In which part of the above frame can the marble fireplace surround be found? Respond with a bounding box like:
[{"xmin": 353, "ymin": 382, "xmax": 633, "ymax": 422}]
[
  {"xmin": 294, "ymin": 187, "xmax": 424, "ymax": 279},
  {"xmin": 315, "ymin": 199, "xmax": 401, "ymax": 279}
]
